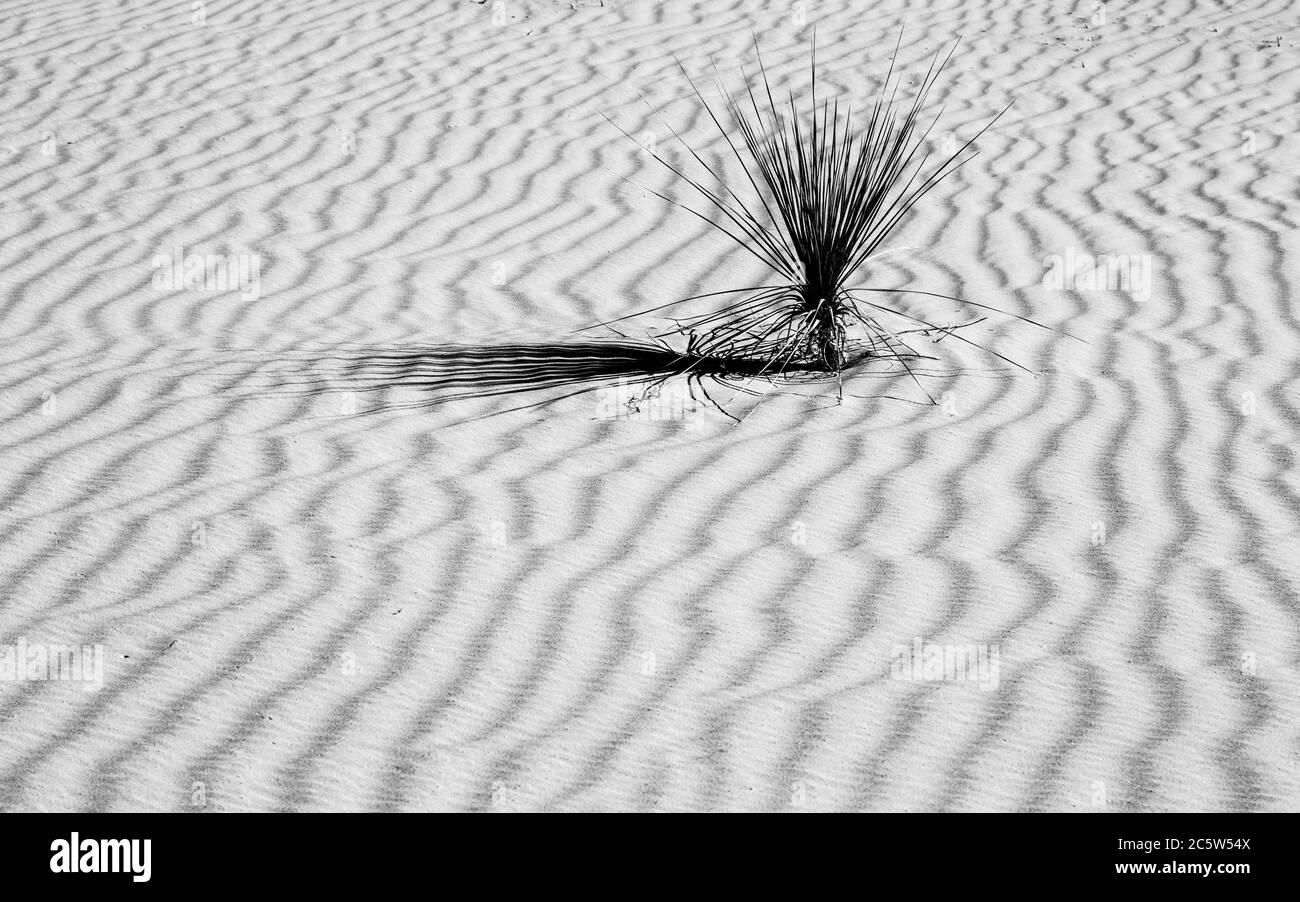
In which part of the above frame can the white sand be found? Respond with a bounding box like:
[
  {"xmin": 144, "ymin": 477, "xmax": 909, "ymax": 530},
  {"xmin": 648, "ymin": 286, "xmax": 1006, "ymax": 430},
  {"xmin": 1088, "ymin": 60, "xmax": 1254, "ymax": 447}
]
[{"xmin": 0, "ymin": 0, "xmax": 1297, "ymax": 811}]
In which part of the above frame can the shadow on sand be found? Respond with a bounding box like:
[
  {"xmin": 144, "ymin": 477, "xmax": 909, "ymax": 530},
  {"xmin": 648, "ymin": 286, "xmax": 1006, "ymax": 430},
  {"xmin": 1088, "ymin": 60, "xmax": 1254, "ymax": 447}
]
[{"xmin": 277, "ymin": 340, "xmax": 874, "ymax": 420}]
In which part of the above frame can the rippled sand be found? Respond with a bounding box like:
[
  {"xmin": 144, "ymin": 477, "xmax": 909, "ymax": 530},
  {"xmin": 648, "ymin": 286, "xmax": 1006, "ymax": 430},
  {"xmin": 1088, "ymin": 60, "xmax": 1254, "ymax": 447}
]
[{"xmin": 0, "ymin": 0, "xmax": 1297, "ymax": 811}]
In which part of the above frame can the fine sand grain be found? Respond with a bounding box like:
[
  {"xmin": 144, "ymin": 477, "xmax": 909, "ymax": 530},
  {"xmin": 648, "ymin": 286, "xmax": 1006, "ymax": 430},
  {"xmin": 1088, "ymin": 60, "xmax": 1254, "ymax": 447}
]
[{"xmin": 0, "ymin": 0, "xmax": 1298, "ymax": 811}]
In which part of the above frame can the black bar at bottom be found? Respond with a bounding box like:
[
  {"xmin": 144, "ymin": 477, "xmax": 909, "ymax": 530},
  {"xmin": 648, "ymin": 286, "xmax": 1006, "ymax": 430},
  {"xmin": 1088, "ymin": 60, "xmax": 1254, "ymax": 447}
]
[{"xmin": 0, "ymin": 812, "xmax": 1283, "ymax": 888}]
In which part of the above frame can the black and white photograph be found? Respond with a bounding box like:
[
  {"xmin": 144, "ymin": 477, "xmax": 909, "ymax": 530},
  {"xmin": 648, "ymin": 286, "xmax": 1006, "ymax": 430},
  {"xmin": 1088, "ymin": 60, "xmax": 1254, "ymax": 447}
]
[{"xmin": 0, "ymin": 0, "xmax": 1294, "ymax": 882}]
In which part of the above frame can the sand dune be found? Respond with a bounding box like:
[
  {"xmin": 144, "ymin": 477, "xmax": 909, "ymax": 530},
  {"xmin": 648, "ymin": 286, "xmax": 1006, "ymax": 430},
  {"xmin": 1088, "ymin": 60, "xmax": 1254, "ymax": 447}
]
[{"xmin": 0, "ymin": 0, "xmax": 1298, "ymax": 811}]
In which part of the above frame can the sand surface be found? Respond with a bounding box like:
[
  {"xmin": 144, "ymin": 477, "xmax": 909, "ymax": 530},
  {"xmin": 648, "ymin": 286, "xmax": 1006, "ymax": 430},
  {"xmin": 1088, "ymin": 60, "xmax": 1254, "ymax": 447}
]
[{"xmin": 1, "ymin": 0, "xmax": 1298, "ymax": 811}]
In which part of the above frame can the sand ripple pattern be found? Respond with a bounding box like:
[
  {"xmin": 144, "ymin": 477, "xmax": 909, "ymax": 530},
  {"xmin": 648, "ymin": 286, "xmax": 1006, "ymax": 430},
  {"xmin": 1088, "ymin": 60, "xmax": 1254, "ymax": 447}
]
[{"xmin": 0, "ymin": 0, "xmax": 1298, "ymax": 810}]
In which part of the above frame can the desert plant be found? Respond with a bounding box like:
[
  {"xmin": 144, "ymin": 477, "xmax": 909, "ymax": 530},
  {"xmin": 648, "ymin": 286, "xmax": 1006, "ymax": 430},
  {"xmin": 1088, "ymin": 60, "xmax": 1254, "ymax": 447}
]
[{"xmin": 592, "ymin": 35, "xmax": 1052, "ymax": 399}]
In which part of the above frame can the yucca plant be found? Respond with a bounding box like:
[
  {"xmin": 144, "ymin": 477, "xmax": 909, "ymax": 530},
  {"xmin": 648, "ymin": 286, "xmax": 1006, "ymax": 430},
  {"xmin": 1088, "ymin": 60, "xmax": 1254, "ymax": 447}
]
[{"xmin": 593, "ymin": 36, "xmax": 1046, "ymax": 396}]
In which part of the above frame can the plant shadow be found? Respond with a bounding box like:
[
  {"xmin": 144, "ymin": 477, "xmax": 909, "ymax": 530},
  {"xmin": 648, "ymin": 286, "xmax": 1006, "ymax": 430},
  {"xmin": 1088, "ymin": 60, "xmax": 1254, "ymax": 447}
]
[{"xmin": 278, "ymin": 340, "xmax": 875, "ymax": 420}]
